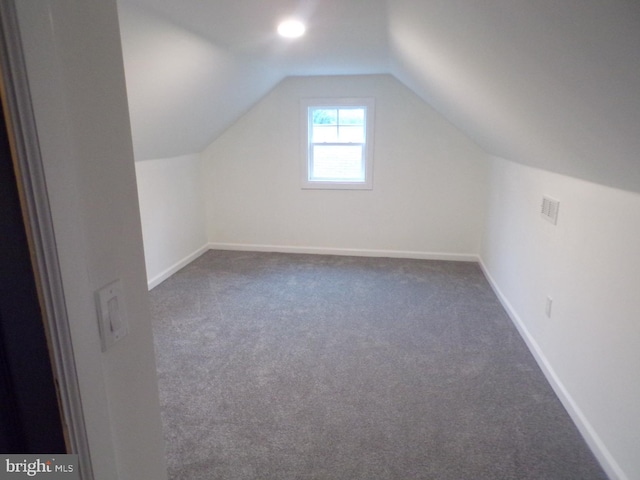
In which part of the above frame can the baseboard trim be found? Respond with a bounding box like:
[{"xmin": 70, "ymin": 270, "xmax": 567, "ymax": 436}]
[
  {"xmin": 478, "ymin": 259, "xmax": 626, "ymax": 480},
  {"xmin": 208, "ymin": 243, "xmax": 479, "ymax": 262},
  {"xmin": 147, "ymin": 244, "xmax": 209, "ymax": 290}
]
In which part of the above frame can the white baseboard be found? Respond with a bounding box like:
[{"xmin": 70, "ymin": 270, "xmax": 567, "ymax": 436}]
[
  {"xmin": 208, "ymin": 243, "xmax": 479, "ymax": 262},
  {"xmin": 478, "ymin": 259, "xmax": 625, "ymax": 480},
  {"xmin": 149, "ymin": 243, "xmax": 478, "ymax": 290},
  {"xmin": 146, "ymin": 244, "xmax": 209, "ymax": 290}
]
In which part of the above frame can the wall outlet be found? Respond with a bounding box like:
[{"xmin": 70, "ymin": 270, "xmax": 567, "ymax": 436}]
[{"xmin": 545, "ymin": 296, "xmax": 553, "ymax": 318}]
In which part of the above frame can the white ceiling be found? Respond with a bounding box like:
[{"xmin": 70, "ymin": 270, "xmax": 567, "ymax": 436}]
[
  {"xmin": 124, "ymin": 0, "xmax": 390, "ymax": 74},
  {"xmin": 119, "ymin": 0, "xmax": 640, "ymax": 193}
]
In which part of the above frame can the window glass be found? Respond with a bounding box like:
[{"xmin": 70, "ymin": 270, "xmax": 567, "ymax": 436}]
[
  {"xmin": 312, "ymin": 109, "xmax": 338, "ymax": 125},
  {"xmin": 301, "ymin": 98, "xmax": 374, "ymax": 190},
  {"xmin": 338, "ymin": 108, "xmax": 364, "ymax": 125},
  {"xmin": 312, "ymin": 125, "xmax": 338, "ymax": 143},
  {"xmin": 311, "ymin": 145, "xmax": 364, "ymax": 181},
  {"xmin": 338, "ymin": 126, "xmax": 364, "ymax": 143}
]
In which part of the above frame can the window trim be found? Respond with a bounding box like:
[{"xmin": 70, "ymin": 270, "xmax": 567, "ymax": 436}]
[{"xmin": 300, "ymin": 97, "xmax": 375, "ymax": 190}]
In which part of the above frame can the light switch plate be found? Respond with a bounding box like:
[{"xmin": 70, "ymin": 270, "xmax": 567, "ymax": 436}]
[{"xmin": 96, "ymin": 280, "xmax": 128, "ymax": 352}]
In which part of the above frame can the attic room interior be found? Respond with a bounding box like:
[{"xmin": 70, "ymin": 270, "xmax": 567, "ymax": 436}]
[{"xmin": 1, "ymin": 0, "xmax": 639, "ymax": 479}]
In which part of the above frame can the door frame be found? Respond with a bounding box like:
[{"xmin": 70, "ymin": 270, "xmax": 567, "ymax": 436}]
[{"xmin": 0, "ymin": 2, "xmax": 94, "ymax": 478}]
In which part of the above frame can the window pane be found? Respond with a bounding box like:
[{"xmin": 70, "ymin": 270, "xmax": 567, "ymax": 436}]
[
  {"xmin": 337, "ymin": 126, "xmax": 364, "ymax": 143},
  {"xmin": 338, "ymin": 108, "xmax": 365, "ymax": 125},
  {"xmin": 312, "ymin": 109, "xmax": 337, "ymax": 125},
  {"xmin": 312, "ymin": 125, "xmax": 338, "ymax": 143},
  {"xmin": 311, "ymin": 145, "xmax": 364, "ymax": 181}
]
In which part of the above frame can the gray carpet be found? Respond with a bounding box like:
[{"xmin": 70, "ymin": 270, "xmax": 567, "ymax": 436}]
[{"xmin": 149, "ymin": 250, "xmax": 608, "ymax": 480}]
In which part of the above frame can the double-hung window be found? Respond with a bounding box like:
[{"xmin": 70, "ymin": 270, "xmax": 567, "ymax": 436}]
[{"xmin": 301, "ymin": 97, "xmax": 375, "ymax": 189}]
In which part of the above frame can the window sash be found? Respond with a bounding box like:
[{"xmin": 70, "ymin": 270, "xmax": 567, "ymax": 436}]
[
  {"xmin": 308, "ymin": 106, "xmax": 367, "ymax": 183},
  {"xmin": 301, "ymin": 97, "xmax": 374, "ymax": 190}
]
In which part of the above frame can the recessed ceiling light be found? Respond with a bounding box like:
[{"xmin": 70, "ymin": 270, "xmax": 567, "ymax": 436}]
[{"xmin": 277, "ymin": 19, "xmax": 306, "ymax": 38}]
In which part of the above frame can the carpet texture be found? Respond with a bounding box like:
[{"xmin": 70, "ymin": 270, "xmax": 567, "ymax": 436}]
[{"xmin": 149, "ymin": 250, "xmax": 607, "ymax": 480}]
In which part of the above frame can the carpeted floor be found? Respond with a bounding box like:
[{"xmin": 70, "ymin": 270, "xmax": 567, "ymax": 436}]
[{"xmin": 149, "ymin": 250, "xmax": 608, "ymax": 480}]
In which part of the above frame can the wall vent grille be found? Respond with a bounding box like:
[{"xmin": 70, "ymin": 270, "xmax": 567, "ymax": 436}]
[{"xmin": 541, "ymin": 196, "xmax": 559, "ymax": 225}]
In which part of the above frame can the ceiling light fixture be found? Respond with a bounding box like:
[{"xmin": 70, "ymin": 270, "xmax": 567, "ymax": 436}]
[{"xmin": 277, "ymin": 19, "xmax": 306, "ymax": 38}]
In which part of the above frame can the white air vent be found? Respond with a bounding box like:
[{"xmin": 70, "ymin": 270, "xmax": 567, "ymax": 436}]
[{"xmin": 541, "ymin": 196, "xmax": 559, "ymax": 225}]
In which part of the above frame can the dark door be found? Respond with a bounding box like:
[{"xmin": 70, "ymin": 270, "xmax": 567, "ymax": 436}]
[{"xmin": 0, "ymin": 101, "xmax": 66, "ymax": 453}]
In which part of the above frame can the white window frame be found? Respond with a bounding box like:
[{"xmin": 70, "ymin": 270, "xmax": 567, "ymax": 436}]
[{"xmin": 300, "ymin": 97, "xmax": 375, "ymax": 190}]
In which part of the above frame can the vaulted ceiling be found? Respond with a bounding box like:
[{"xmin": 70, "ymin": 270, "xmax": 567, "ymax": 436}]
[{"xmin": 118, "ymin": 0, "xmax": 640, "ymax": 193}]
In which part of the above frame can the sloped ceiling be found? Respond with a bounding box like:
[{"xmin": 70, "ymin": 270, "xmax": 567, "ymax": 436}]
[
  {"xmin": 119, "ymin": 0, "xmax": 640, "ymax": 193},
  {"xmin": 118, "ymin": 0, "xmax": 389, "ymax": 160},
  {"xmin": 389, "ymin": 0, "xmax": 640, "ymax": 193}
]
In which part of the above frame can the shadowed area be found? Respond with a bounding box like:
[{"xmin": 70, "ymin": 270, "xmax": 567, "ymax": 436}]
[{"xmin": 149, "ymin": 250, "xmax": 607, "ymax": 479}]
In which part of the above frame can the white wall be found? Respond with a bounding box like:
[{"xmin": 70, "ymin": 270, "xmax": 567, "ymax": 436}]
[
  {"xmin": 481, "ymin": 157, "xmax": 640, "ymax": 480},
  {"xmin": 15, "ymin": 1, "xmax": 167, "ymax": 479},
  {"xmin": 118, "ymin": 0, "xmax": 283, "ymax": 160},
  {"xmin": 203, "ymin": 74, "xmax": 488, "ymax": 259},
  {"xmin": 135, "ymin": 154, "xmax": 208, "ymax": 288}
]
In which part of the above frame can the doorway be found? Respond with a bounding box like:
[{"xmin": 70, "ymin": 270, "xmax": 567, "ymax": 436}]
[{"xmin": 0, "ymin": 98, "xmax": 66, "ymax": 453}]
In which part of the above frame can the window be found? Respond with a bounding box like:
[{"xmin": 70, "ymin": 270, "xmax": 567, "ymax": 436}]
[{"xmin": 301, "ymin": 97, "xmax": 375, "ymax": 189}]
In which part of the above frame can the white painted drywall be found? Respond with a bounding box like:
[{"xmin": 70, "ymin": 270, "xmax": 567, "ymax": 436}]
[
  {"xmin": 117, "ymin": 0, "xmax": 283, "ymax": 160},
  {"xmin": 481, "ymin": 157, "xmax": 640, "ymax": 480},
  {"xmin": 120, "ymin": 0, "xmax": 640, "ymax": 193},
  {"xmin": 135, "ymin": 154, "xmax": 208, "ymax": 288},
  {"xmin": 389, "ymin": 0, "xmax": 640, "ymax": 194},
  {"xmin": 122, "ymin": 0, "xmax": 390, "ymax": 76},
  {"xmin": 15, "ymin": 1, "xmax": 167, "ymax": 478},
  {"xmin": 203, "ymin": 74, "xmax": 488, "ymax": 258}
]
